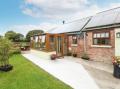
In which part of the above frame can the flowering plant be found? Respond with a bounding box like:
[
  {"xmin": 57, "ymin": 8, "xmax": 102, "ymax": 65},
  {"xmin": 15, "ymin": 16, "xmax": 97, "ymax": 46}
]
[
  {"xmin": 112, "ymin": 56, "xmax": 120, "ymax": 65},
  {"xmin": 50, "ymin": 54, "xmax": 57, "ymax": 60}
]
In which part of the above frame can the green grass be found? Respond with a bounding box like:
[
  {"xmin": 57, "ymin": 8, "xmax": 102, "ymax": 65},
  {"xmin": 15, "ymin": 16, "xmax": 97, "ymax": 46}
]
[{"xmin": 0, "ymin": 54, "xmax": 72, "ymax": 89}]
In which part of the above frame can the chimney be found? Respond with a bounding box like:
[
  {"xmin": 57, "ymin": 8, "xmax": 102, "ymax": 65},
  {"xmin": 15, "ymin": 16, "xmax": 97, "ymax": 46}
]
[{"xmin": 62, "ymin": 20, "xmax": 65, "ymax": 24}]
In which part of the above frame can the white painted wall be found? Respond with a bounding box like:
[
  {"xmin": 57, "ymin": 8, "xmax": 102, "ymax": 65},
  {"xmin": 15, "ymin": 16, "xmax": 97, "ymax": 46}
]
[{"xmin": 115, "ymin": 28, "xmax": 120, "ymax": 56}]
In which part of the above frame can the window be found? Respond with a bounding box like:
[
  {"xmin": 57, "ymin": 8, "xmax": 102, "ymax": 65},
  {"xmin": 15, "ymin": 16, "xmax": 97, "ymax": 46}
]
[
  {"xmin": 72, "ymin": 36, "xmax": 77, "ymax": 44},
  {"xmin": 50, "ymin": 36, "xmax": 54, "ymax": 42},
  {"xmin": 93, "ymin": 32, "xmax": 110, "ymax": 45}
]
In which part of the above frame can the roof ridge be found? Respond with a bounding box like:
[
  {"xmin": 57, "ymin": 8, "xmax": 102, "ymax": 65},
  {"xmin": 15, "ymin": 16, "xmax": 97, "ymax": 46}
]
[
  {"xmin": 65, "ymin": 16, "xmax": 92, "ymax": 24},
  {"xmin": 97, "ymin": 7, "xmax": 120, "ymax": 14}
]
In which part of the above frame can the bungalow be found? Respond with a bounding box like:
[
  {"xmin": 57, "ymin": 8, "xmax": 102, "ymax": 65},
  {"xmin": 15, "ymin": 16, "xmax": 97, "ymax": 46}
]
[
  {"xmin": 83, "ymin": 7, "xmax": 120, "ymax": 63},
  {"xmin": 48, "ymin": 17, "xmax": 91, "ymax": 57},
  {"xmin": 30, "ymin": 7, "xmax": 120, "ymax": 63},
  {"xmin": 30, "ymin": 17, "xmax": 91, "ymax": 57}
]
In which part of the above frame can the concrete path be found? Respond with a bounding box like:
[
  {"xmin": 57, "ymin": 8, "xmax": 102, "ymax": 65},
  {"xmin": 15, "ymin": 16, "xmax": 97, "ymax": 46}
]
[{"xmin": 22, "ymin": 50, "xmax": 100, "ymax": 89}]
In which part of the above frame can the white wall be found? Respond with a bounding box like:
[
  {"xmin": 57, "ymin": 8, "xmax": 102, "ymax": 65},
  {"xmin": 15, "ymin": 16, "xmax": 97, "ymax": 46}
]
[{"xmin": 115, "ymin": 28, "xmax": 120, "ymax": 56}]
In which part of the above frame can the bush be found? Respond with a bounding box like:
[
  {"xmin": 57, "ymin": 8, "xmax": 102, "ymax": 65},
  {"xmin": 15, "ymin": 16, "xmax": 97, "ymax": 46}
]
[
  {"xmin": 0, "ymin": 38, "xmax": 13, "ymax": 72},
  {"xmin": 81, "ymin": 52, "xmax": 90, "ymax": 60},
  {"xmin": 11, "ymin": 47, "xmax": 21, "ymax": 54}
]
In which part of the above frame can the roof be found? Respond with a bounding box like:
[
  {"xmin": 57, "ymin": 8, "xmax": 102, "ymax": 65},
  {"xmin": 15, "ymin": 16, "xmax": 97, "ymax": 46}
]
[
  {"xmin": 48, "ymin": 17, "xmax": 91, "ymax": 34},
  {"xmin": 85, "ymin": 7, "xmax": 120, "ymax": 30}
]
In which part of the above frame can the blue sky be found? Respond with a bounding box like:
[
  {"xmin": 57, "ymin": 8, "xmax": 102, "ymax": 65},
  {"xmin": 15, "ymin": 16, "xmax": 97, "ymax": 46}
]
[{"xmin": 0, "ymin": 0, "xmax": 120, "ymax": 35}]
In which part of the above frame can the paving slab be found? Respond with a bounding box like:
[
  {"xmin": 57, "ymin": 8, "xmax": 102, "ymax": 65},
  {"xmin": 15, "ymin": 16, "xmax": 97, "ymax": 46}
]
[{"xmin": 22, "ymin": 50, "xmax": 100, "ymax": 89}]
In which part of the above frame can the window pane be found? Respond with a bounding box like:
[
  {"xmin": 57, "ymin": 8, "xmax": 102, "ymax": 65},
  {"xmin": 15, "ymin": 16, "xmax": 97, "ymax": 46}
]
[
  {"xmin": 94, "ymin": 34, "xmax": 97, "ymax": 38},
  {"xmin": 96, "ymin": 33, "xmax": 100, "ymax": 38},
  {"xmin": 101, "ymin": 39, "xmax": 105, "ymax": 44},
  {"xmin": 93, "ymin": 39, "xmax": 98, "ymax": 45},
  {"xmin": 101, "ymin": 33, "xmax": 106, "ymax": 38},
  {"xmin": 105, "ymin": 39, "xmax": 110, "ymax": 45},
  {"xmin": 72, "ymin": 36, "xmax": 77, "ymax": 44},
  {"xmin": 101, "ymin": 39, "xmax": 110, "ymax": 45},
  {"xmin": 105, "ymin": 32, "xmax": 109, "ymax": 38}
]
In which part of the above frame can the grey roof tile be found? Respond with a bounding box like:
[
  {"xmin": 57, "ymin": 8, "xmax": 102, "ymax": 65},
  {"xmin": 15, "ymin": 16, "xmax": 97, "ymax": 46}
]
[
  {"xmin": 48, "ymin": 17, "xmax": 91, "ymax": 34},
  {"xmin": 86, "ymin": 7, "xmax": 120, "ymax": 29}
]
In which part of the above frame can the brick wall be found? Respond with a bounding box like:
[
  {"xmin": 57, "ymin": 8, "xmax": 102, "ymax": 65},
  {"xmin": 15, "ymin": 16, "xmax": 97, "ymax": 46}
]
[
  {"xmin": 68, "ymin": 36, "xmax": 84, "ymax": 57},
  {"xmin": 86, "ymin": 28, "xmax": 115, "ymax": 63}
]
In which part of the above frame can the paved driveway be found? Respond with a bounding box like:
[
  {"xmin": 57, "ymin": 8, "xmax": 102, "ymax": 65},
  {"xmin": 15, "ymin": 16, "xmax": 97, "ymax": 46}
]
[{"xmin": 22, "ymin": 50, "xmax": 100, "ymax": 89}]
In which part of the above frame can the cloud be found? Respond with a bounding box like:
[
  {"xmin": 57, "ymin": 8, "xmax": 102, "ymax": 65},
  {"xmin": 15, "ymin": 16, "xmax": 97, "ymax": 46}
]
[
  {"xmin": 21, "ymin": 0, "xmax": 99, "ymax": 20},
  {"xmin": 109, "ymin": 3, "xmax": 120, "ymax": 8},
  {"xmin": 21, "ymin": 0, "xmax": 120, "ymax": 21},
  {"xmin": 3, "ymin": 23, "xmax": 59, "ymax": 36}
]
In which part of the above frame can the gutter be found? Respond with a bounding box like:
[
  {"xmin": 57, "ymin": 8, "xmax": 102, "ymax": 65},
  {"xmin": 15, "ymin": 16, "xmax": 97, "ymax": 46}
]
[{"xmin": 84, "ymin": 23, "xmax": 120, "ymax": 32}]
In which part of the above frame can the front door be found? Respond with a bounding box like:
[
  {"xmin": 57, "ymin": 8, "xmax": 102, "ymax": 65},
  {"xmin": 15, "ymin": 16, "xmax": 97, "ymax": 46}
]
[
  {"xmin": 56, "ymin": 36, "xmax": 63, "ymax": 57},
  {"xmin": 115, "ymin": 28, "xmax": 120, "ymax": 56}
]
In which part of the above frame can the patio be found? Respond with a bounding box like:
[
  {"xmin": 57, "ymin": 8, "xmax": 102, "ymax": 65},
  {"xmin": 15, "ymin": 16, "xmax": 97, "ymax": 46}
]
[{"xmin": 22, "ymin": 50, "xmax": 100, "ymax": 89}]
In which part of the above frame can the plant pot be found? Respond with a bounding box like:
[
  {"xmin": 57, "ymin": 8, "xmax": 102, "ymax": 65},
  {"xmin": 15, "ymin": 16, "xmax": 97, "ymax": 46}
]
[
  {"xmin": 50, "ymin": 54, "xmax": 57, "ymax": 60},
  {"xmin": 0, "ymin": 64, "xmax": 13, "ymax": 72},
  {"xmin": 113, "ymin": 64, "xmax": 120, "ymax": 78},
  {"xmin": 73, "ymin": 54, "xmax": 77, "ymax": 57},
  {"xmin": 81, "ymin": 57, "xmax": 90, "ymax": 60},
  {"xmin": 51, "ymin": 57, "xmax": 56, "ymax": 60}
]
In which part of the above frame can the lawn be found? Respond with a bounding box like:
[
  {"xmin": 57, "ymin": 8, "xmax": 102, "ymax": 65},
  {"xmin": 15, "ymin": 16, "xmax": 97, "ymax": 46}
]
[{"xmin": 0, "ymin": 54, "xmax": 72, "ymax": 89}]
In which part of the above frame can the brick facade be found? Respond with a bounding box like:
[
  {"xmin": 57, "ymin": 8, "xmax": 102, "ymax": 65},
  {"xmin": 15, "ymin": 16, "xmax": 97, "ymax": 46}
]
[
  {"xmin": 68, "ymin": 35, "xmax": 84, "ymax": 57},
  {"xmin": 86, "ymin": 28, "xmax": 115, "ymax": 63}
]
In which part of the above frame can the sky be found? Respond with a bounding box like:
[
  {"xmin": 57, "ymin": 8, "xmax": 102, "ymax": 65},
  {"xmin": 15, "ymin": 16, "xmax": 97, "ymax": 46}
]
[{"xmin": 0, "ymin": 0, "xmax": 120, "ymax": 36}]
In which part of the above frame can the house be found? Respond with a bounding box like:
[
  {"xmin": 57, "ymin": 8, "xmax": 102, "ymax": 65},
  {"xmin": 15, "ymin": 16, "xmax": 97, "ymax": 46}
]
[
  {"xmin": 30, "ymin": 7, "xmax": 120, "ymax": 63},
  {"xmin": 83, "ymin": 7, "xmax": 120, "ymax": 63},
  {"xmin": 48, "ymin": 17, "xmax": 91, "ymax": 57}
]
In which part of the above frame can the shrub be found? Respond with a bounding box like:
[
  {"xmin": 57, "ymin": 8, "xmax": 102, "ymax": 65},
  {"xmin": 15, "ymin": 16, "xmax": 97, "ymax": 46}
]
[
  {"xmin": 11, "ymin": 47, "xmax": 21, "ymax": 54},
  {"xmin": 0, "ymin": 38, "xmax": 13, "ymax": 72},
  {"xmin": 81, "ymin": 52, "xmax": 90, "ymax": 60}
]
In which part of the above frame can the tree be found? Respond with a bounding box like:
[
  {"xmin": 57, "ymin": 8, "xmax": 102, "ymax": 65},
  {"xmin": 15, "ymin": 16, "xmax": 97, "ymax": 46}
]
[
  {"xmin": 26, "ymin": 30, "xmax": 44, "ymax": 41},
  {"xmin": 5, "ymin": 31, "xmax": 16, "ymax": 41},
  {"xmin": 14, "ymin": 33, "xmax": 24, "ymax": 42},
  {"xmin": 0, "ymin": 38, "xmax": 12, "ymax": 66}
]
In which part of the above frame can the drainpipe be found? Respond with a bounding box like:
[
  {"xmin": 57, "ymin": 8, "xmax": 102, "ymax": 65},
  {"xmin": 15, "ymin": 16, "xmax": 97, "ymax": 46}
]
[{"xmin": 83, "ymin": 32, "xmax": 86, "ymax": 53}]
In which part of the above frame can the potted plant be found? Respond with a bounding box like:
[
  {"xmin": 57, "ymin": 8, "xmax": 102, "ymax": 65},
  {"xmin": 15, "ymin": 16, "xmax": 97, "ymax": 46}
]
[
  {"xmin": 73, "ymin": 53, "xmax": 77, "ymax": 57},
  {"xmin": 81, "ymin": 52, "xmax": 90, "ymax": 60},
  {"xmin": 0, "ymin": 38, "xmax": 13, "ymax": 72},
  {"xmin": 112, "ymin": 56, "xmax": 120, "ymax": 78},
  {"xmin": 50, "ymin": 54, "xmax": 57, "ymax": 60}
]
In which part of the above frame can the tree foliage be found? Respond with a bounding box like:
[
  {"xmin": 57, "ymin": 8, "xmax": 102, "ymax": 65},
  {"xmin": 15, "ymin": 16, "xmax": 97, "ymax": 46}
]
[
  {"xmin": 26, "ymin": 30, "xmax": 44, "ymax": 41},
  {"xmin": 5, "ymin": 31, "xmax": 25, "ymax": 42},
  {"xmin": 5, "ymin": 31, "xmax": 16, "ymax": 41},
  {"xmin": 14, "ymin": 33, "xmax": 24, "ymax": 42}
]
